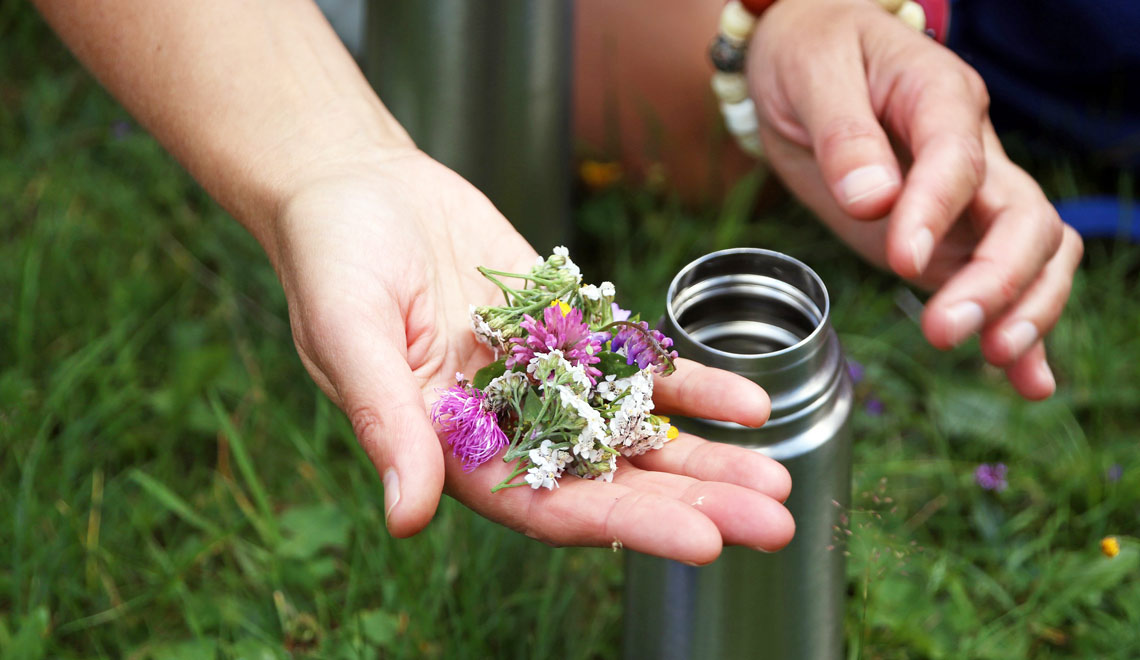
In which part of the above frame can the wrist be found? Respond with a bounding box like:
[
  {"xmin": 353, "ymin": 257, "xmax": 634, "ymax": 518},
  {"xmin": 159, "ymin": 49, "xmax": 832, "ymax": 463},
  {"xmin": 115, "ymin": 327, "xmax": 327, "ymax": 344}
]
[
  {"xmin": 711, "ymin": 0, "xmax": 942, "ymax": 159},
  {"xmin": 239, "ymin": 97, "xmax": 417, "ymax": 251}
]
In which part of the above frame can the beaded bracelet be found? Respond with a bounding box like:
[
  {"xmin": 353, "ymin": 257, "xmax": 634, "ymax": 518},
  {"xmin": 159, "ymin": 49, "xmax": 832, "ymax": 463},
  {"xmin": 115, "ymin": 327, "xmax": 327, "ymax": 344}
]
[{"xmin": 710, "ymin": 0, "xmax": 949, "ymax": 159}]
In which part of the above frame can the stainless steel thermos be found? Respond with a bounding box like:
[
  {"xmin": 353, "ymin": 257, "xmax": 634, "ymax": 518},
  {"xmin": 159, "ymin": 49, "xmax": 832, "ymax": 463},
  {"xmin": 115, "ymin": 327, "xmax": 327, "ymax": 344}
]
[
  {"xmin": 624, "ymin": 248, "xmax": 854, "ymax": 660},
  {"xmin": 364, "ymin": 0, "xmax": 573, "ymax": 250}
]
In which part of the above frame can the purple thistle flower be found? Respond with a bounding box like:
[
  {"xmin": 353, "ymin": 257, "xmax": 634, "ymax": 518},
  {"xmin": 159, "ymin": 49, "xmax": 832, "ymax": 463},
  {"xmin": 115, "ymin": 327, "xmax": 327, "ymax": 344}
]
[
  {"xmin": 847, "ymin": 359, "xmax": 865, "ymax": 384},
  {"xmin": 974, "ymin": 463, "xmax": 1008, "ymax": 492},
  {"xmin": 507, "ymin": 305, "xmax": 605, "ymax": 383},
  {"xmin": 1107, "ymin": 464, "xmax": 1124, "ymax": 482},
  {"xmin": 431, "ymin": 384, "xmax": 508, "ymax": 471},
  {"xmin": 611, "ymin": 321, "xmax": 679, "ymax": 373}
]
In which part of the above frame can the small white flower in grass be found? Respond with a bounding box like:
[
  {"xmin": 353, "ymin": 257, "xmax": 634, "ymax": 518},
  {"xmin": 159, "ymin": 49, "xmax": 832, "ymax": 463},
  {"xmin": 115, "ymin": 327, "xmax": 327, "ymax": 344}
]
[
  {"xmin": 600, "ymin": 281, "xmax": 616, "ymax": 298},
  {"xmin": 580, "ymin": 284, "xmax": 602, "ymax": 301}
]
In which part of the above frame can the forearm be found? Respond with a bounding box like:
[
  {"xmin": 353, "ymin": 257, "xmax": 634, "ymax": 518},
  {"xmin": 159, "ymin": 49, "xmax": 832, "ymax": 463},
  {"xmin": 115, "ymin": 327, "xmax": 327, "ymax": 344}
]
[{"xmin": 34, "ymin": 0, "xmax": 414, "ymax": 253}]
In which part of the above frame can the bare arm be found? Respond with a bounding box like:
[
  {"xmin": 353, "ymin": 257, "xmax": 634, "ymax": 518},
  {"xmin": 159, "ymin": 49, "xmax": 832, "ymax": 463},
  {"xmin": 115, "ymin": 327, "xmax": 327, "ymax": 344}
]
[
  {"xmin": 33, "ymin": 0, "xmax": 413, "ymax": 256},
  {"xmin": 33, "ymin": 0, "xmax": 795, "ymax": 559}
]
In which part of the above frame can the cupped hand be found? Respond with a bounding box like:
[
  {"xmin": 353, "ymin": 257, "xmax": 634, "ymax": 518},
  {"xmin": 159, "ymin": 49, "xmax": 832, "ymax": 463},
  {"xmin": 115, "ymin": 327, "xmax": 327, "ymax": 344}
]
[
  {"xmin": 749, "ymin": 0, "xmax": 1083, "ymax": 399},
  {"xmin": 270, "ymin": 149, "xmax": 793, "ymax": 563}
]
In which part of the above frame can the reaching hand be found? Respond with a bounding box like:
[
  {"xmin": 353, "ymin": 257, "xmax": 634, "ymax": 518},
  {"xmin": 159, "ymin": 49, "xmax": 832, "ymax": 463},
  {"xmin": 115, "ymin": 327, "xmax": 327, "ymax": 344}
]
[
  {"xmin": 272, "ymin": 149, "xmax": 793, "ymax": 563},
  {"xmin": 750, "ymin": 0, "xmax": 1083, "ymax": 399}
]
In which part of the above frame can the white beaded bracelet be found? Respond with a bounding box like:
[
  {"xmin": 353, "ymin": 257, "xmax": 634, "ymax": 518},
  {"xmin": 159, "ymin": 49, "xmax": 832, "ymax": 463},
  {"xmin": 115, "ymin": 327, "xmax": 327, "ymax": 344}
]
[{"xmin": 710, "ymin": 0, "xmax": 940, "ymax": 159}]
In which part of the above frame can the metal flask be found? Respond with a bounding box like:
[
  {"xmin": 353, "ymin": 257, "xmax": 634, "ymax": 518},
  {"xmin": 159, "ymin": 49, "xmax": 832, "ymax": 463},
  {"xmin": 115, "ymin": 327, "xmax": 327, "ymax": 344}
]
[
  {"xmin": 624, "ymin": 248, "xmax": 854, "ymax": 660},
  {"xmin": 364, "ymin": 0, "xmax": 573, "ymax": 250}
]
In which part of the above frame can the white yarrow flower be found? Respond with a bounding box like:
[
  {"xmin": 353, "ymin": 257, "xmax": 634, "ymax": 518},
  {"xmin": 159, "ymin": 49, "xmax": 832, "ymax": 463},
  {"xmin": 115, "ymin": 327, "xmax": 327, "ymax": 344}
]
[
  {"xmin": 469, "ymin": 305, "xmax": 506, "ymax": 350},
  {"xmin": 526, "ymin": 439, "xmax": 571, "ymax": 490}
]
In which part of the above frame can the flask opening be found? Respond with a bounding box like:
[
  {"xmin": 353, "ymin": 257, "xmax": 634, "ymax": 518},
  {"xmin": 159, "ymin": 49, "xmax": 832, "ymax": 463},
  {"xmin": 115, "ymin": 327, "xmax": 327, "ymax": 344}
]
[{"xmin": 668, "ymin": 250, "xmax": 828, "ymax": 359}]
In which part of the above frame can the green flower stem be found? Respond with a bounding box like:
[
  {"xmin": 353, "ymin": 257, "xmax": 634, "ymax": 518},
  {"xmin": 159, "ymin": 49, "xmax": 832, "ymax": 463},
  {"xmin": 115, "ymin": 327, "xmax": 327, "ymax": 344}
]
[
  {"xmin": 477, "ymin": 266, "xmax": 560, "ymax": 287},
  {"xmin": 492, "ymin": 462, "xmax": 532, "ymax": 492},
  {"xmin": 491, "ymin": 480, "xmax": 533, "ymax": 492},
  {"xmin": 477, "ymin": 268, "xmax": 522, "ymax": 306}
]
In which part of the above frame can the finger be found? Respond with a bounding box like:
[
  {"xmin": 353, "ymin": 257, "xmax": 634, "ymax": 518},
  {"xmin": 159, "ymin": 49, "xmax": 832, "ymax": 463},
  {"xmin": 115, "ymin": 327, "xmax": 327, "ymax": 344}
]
[
  {"xmin": 613, "ymin": 467, "xmax": 795, "ymax": 551},
  {"xmin": 979, "ymin": 224, "xmax": 1083, "ymax": 366},
  {"xmin": 628, "ymin": 432, "xmax": 791, "ymax": 503},
  {"xmin": 334, "ymin": 337, "xmax": 445, "ymax": 538},
  {"xmin": 445, "ymin": 456, "xmax": 726, "ymax": 564},
  {"xmin": 759, "ymin": 123, "xmax": 894, "ymax": 269},
  {"xmin": 653, "ymin": 358, "xmax": 770, "ymax": 428},
  {"xmin": 920, "ymin": 156, "xmax": 1065, "ymax": 350},
  {"xmin": 881, "ymin": 58, "xmax": 989, "ymax": 278},
  {"xmin": 1003, "ymin": 341, "xmax": 1056, "ymax": 400},
  {"xmin": 781, "ymin": 32, "xmax": 901, "ymax": 219}
]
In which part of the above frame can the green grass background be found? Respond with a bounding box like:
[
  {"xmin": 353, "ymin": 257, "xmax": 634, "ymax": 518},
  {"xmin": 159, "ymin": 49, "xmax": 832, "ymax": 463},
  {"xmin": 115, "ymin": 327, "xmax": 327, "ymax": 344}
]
[{"xmin": 3, "ymin": 5, "xmax": 1139, "ymax": 658}]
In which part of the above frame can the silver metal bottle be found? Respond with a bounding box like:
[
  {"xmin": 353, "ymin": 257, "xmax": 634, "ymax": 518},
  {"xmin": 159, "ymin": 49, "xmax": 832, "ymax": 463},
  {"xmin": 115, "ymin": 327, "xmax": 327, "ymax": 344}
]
[
  {"xmin": 624, "ymin": 248, "xmax": 854, "ymax": 660},
  {"xmin": 364, "ymin": 0, "xmax": 573, "ymax": 249}
]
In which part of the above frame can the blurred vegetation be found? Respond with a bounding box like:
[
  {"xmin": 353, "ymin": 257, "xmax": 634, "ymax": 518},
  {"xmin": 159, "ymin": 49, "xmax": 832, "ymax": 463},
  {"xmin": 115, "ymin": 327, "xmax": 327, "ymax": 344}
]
[{"xmin": 3, "ymin": 4, "xmax": 1139, "ymax": 658}]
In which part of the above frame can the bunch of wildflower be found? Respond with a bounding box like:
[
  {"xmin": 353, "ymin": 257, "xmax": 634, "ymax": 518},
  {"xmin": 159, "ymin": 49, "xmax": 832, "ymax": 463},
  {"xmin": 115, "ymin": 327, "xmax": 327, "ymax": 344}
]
[{"xmin": 431, "ymin": 247, "xmax": 681, "ymax": 492}]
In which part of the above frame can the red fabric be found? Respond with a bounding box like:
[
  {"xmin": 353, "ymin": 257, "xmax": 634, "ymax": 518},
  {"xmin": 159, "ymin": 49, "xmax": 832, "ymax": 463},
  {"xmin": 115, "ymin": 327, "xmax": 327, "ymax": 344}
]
[
  {"xmin": 915, "ymin": 0, "xmax": 950, "ymax": 43},
  {"xmin": 740, "ymin": 0, "xmax": 777, "ymax": 17}
]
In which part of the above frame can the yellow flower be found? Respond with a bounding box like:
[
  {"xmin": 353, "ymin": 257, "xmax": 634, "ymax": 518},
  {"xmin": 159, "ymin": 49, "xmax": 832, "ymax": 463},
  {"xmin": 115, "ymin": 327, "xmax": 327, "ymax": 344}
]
[
  {"xmin": 1101, "ymin": 536, "xmax": 1120, "ymax": 558},
  {"xmin": 579, "ymin": 160, "xmax": 623, "ymax": 191},
  {"xmin": 549, "ymin": 299, "xmax": 571, "ymax": 316},
  {"xmin": 666, "ymin": 425, "xmax": 680, "ymax": 440}
]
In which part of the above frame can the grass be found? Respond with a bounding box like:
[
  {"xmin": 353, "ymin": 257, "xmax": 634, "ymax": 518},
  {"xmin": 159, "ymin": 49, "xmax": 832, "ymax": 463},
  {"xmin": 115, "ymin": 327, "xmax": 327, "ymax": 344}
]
[{"xmin": 3, "ymin": 5, "xmax": 1140, "ymax": 658}]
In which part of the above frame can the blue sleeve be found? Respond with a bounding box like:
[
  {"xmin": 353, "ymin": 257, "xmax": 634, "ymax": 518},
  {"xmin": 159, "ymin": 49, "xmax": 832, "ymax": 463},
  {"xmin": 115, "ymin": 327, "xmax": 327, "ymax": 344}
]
[{"xmin": 947, "ymin": 0, "xmax": 1140, "ymax": 166}]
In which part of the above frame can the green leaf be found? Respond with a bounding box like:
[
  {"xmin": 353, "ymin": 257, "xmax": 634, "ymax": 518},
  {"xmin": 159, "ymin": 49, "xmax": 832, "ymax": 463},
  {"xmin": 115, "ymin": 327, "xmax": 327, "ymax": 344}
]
[
  {"xmin": 357, "ymin": 609, "xmax": 402, "ymax": 648},
  {"xmin": 472, "ymin": 358, "xmax": 507, "ymax": 390},
  {"xmin": 595, "ymin": 351, "xmax": 638, "ymax": 379},
  {"xmin": 229, "ymin": 638, "xmax": 286, "ymax": 660},
  {"xmin": 277, "ymin": 502, "xmax": 352, "ymax": 560},
  {"xmin": 521, "ymin": 387, "xmax": 543, "ymax": 422},
  {"xmin": 129, "ymin": 469, "xmax": 221, "ymax": 536}
]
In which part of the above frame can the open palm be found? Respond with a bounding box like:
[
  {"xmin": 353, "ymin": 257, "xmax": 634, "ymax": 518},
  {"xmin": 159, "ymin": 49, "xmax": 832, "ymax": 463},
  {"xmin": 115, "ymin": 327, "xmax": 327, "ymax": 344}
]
[{"xmin": 271, "ymin": 151, "xmax": 794, "ymax": 563}]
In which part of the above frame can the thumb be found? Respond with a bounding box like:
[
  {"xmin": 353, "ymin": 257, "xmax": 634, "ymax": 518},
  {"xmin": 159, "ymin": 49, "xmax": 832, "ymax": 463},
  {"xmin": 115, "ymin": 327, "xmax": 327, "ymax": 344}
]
[
  {"xmin": 785, "ymin": 45, "xmax": 901, "ymax": 219},
  {"xmin": 335, "ymin": 339, "xmax": 445, "ymax": 538}
]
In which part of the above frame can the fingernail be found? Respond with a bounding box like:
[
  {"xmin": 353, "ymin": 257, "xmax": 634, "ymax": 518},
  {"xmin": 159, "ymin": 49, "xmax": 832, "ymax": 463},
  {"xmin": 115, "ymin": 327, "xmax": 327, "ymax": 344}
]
[
  {"xmin": 751, "ymin": 546, "xmax": 775, "ymax": 554},
  {"xmin": 383, "ymin": 468, "xmax": 400, "ymax": 526},
  {"xmin": 837, "ymin": 165, "xmax": 898, "ymax": 206},
  {"xmin": 911, "ymin": 227, "xmax": 934, "ymax": 274},
  {"xmin": 1001, "ymin": 320, "xmax": 1038, "ymax": 359},
  {"xmin": 1039, "ymin": 361, "xmax": 1056, "ymax": 392},
  {"xmin": 681, "ymin": 561, "xmax": 702, "ymax": 567},
  {"xmin": 944, "ymin": 301, "xmax": 985, "ymax": 346}
]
